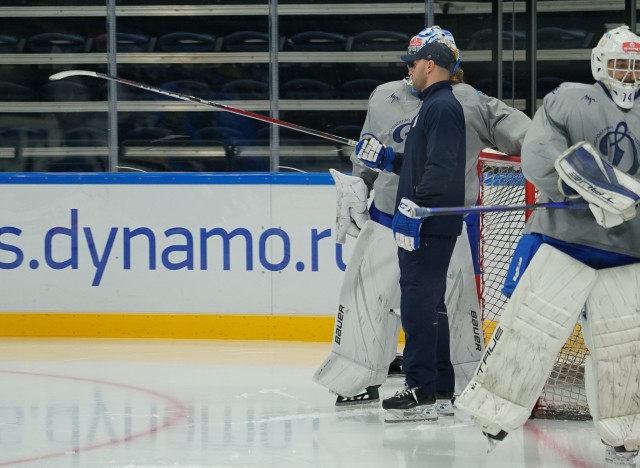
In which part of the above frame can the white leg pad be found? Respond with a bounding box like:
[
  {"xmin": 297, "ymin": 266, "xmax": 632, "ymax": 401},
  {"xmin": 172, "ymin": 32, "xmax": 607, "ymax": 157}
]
[
  {"xmin": 447, "ymin": 225, "xmax": 485, "ymax": 394},
  {"xmin": 583, "ymin": 263, "xmax": 640, "ymax": 451},
  {"xmin": 456, "ymin": 244, "xmax": 597, "ymax": 435},
  {"xmin": 312, "ymin": 220, "xmax": 401, "ymax": 396}
]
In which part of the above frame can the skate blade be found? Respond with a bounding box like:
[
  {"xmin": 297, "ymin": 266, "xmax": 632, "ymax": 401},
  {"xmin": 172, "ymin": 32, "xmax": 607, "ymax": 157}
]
[
  {"xmin": 384, "ymin": 409, "xmax": 438, "ymax": 423},
  {"xmin": 335, "ymin": 397, "xmax": 380, "ymax": 407}
]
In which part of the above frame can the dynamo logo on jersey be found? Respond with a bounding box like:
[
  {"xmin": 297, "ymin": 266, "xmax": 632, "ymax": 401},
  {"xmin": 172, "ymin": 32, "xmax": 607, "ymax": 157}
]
[
  {"xmin": 392, "ymin": 122, "xmax": 412, "ymax": 143},
  {"xmin": 598, "ymin": 121, "xmax": 640, "ymax": 174}
]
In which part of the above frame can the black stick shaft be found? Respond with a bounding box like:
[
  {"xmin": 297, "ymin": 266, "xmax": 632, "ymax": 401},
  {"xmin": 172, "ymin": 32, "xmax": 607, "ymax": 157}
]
[{"xmin": 50, "ymin": 70, "xmax": 358, "ymax": 147}]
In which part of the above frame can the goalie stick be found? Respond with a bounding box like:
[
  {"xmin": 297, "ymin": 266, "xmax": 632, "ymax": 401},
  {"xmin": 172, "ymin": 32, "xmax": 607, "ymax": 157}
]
[
  {"xmin": 49, "ymin": 70, "xmax": 358, "ymax": 147},
  {"xmin": 413, "ymin": 201, "xmax": 589, "ymax": 218}
]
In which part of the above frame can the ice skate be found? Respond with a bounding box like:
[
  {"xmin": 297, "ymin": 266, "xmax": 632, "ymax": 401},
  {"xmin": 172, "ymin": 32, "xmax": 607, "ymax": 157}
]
[
  {"xmin": 382, "ymin": 386, "xmax": 437, "ymax": 423},
  {"xmin": 335, "ymin": 385, "xmax": 380, "ymax": 406},
  {"xmin": 605, "ymin": 444, "xmax": 639, "ymax": 467}
]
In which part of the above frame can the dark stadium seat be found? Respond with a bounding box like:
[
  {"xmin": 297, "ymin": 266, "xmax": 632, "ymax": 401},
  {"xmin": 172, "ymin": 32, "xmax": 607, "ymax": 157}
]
[
  {"xmin": 156, "ymin": 32, "xmax": 218, "ymax": 52},
  {"xmin": 28, "ymin": 32, "xmax": 86, "ymax": 53},
  {"xmin": 0, "ymin": 127, "xmax": 48, "ymax": 147},
  {"xmin": 222, "ymin": 31, "xmax": 269, "ymax": 52},
  {"xmin": 94, "ymin": 32, "xmax": 152, "ymax": 52},
  {"xmin": 286, "ymin": 31, "xmax": 347, "ymax": 51},
  {"xmin": 0, "ymin": 34, "xmax": 23, "ymax": 53},
  {"xmin": 0, "ymin": 81, "xmax": 34, "ymax": 101},
  {"xmin": 466, "ymin": 28, "xmax": 526, "ymax": 50},
  {"xmin": 221, "ymin": 79, "xmax": 269, "ymax": 100},
  {"xmin": 281, "ymin": 79, "xmax": 334, "ymax": 99},
  {"xmin": 158, "ymin": 80, "xmax": 212, "ymax": 100},
  {"xmin": 193, "ymin": 126, "xmax": 248, "ymax": 145},
  {"xmin": 38, "ymin": 81, "xmax": 92, "ymax": 101},
  {"xmin": 339, "ymin": 79, "xmax": 383, "ymax": 99},
  {"xmin": 537, "ymin": 27, "xmax": 592, "ymax": 49},
  {"xmin": 63, "ymin": 127, "xmax": 109, "ymax": 147},
  {"xmin": 351, "ymin": 30, "xmax": 410, "ymax": 51},
  {"xmin": 327, "ymin": 125, "xmax": 361, "ymax": 141}
]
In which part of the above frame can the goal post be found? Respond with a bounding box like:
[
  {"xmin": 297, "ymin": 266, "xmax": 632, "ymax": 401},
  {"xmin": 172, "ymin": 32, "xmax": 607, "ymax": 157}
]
[{"xmin": 476, "ymin": 149, "xmax": 590, "ymax": 419}]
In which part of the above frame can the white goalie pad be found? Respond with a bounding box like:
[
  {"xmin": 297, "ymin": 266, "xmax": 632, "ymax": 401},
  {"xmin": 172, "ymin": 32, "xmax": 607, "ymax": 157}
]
[
  {"xmin": 555, "ymin": 141, "xmax": 640, "ymax": 228},
  {"xmin": 446, "ymin": 226, "xmax": 485, "ymax": 394},
  {"xmin": 456, "ymin": 244, "xmax": 597, "ymax": 436},
  {"xmin": 312, "ymin": 220, "xmax": 401, "ymax": 397},
  {"xmin": 582, "ymin": 263, "xmax": 640, "ymax": 451},
  {"xmin": 313, "ymin": 218, "xmax": 485, "ymax": 397},
  {"xmin": 329, "ymin": 169, "xmax": 371, "ymax": 244}
]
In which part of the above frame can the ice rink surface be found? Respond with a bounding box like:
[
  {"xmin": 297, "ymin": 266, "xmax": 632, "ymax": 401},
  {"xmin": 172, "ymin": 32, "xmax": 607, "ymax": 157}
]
[{"xmin": 0, "ymin": 339, "xmax": 617, "ymax": 468}]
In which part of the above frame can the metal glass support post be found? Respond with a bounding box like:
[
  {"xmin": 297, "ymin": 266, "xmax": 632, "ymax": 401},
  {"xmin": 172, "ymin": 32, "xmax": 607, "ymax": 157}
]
[
  {"xmin": 491, "ymin": 0, "xmax": 503, "ymax": 100},
  {"xmin": 525, "ymin": 0, "xmax": 537, "ymax": 117},
  {"xmin": 106, "ymin": 0, "xmax": 119, "ymax": 172},
  {"xmin": 625, "ymin": 0, "xmax": 637, "ymax": 34},
  {"xmin": 269, "ymin": 0, "xmax": 280, "ymax": 173},
  {"xmin": 425, "ymin": 0, "xmax": 434, "ymax": 27}
]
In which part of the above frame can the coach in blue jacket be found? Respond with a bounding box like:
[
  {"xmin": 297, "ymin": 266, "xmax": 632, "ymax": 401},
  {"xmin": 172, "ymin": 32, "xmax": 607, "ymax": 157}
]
[{"xmin": 382, "ymin": 41, "xmax": 467, "ymax": 421}]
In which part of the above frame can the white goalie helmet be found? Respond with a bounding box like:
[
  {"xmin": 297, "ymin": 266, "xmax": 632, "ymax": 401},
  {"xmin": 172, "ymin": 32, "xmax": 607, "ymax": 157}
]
[
  {"xmin": 591, "ymin": 25, "xmax": 640, "ymax": 109},
  {"xmin": 407, "ymin": 25, "xmax": 461, "ymax": 73}
]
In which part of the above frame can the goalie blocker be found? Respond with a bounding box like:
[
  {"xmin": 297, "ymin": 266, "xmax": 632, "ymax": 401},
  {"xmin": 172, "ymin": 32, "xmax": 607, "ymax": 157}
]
[{"xmin": 555, "ymin": 141, "xmax": 640, "ymax": 228}]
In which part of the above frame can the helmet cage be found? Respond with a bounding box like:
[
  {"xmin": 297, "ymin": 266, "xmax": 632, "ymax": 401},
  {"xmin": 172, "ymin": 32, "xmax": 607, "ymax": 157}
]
[{"xmin": 591, "ymin": 26, "xmax": 640, "ymax": 109}]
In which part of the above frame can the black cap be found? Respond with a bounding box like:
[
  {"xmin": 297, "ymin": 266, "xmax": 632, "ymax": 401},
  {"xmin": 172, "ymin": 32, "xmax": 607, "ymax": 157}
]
[{"xmin": 400, "ymin": 42, "xmax": 456, "ymax": 72}]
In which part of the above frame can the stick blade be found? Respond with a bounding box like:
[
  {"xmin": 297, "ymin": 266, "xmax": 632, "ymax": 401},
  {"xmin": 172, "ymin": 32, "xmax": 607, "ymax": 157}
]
[{"xmin": 49, "ymin": 70, "xmax": 98, "ymax": 81}]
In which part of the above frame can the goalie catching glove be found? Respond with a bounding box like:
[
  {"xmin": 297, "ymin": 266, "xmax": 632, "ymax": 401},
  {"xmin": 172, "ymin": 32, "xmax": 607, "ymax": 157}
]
[
  {"xmin": 555, "ymin": 141, "xmax": 640, "ymax": 228},
  {"xmin": 329, "ymin": 169, "xmax": 370, "ymax": 244},
  {"xmin": 392, "ymin": 198, "xmax": 422, "ymax": 251},
  {"xmin": 355, "ymin": 133, "xmax": 395, "ymax": 172}
]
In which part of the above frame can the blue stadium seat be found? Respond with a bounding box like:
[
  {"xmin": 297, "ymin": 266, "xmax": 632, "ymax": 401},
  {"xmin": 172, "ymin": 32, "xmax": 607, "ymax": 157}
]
[
  {"xmin": 351, "ymin": 30, "xmax": 410, "ymax": 51},
  {"xmin": 122, "ymin": 126, "xmax": 175, "ymax": 143},
  {"xmin": 223, "ymin": 31, "xmax": 269, "ymax": 52},
  {"xmin": 0, "ymin": 81, "xmax": 34, "ymax": 101},
  {"xmin": 467, "ymin": 28, "xmax": 526, "ymax": 50},
  {"xmin": 0, "ymin": 35, "xmax": 22, "ymax": 53},
  {"xmin": 0, "ymin": 127, "xmax": 48, "ymax": 147},
  {"xmin": 286, "ymin": 31, "xmax": 347, "ymax": 51},
  {"xmin": 282, "ymin": 79, "xmax": 334, "ymax": 99},
  {"xmin": 327, "ymin": 125, "xmax": 361, "ymax": 141},
  {"xmin": 63, "ymin": 127, "xmax": 109, "ymax": 147},
  {"xmin": 38, "ymin": 81, "xmax": 92, "ymax": 101},
  {"xmin": 537, "ymin": 27, "xmax": 591, "ymax": 49},
  {"xmin": 28, "ymin": 32, "xmax": 86, "ymax": 53},
  {"xmin": 94, "ymin": 32, "xmax": 151, "ymax": 52},
  {"xmin": 158, "ymin": 80, "xmax": 212, "ymax": 100},
  {"xmin": 221, "ymin": 79, "xmax": 269, "ymax": 100},
  {"xmin": 339, "ymin": 79, "xmax": 383, "ymax": 99},
  {"xmin": 156, "ymin": 32, "xmax": 218, "ymax": 52},
  {"xmin": 193, "ymin": 126, "xmax": 248, "ymax": 145}
]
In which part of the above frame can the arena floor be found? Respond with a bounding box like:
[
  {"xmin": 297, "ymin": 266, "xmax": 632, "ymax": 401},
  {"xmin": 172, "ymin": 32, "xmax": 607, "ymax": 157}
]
[{"xmin": 0, "ymin": 339, "xmax": 613, "ymax": 468}]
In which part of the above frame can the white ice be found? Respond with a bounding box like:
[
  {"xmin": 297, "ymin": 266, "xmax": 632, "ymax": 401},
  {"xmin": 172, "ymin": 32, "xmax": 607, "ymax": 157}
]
[{"xmin": 0, "ymin": 339, "xmax": 617, "ymax": 468}]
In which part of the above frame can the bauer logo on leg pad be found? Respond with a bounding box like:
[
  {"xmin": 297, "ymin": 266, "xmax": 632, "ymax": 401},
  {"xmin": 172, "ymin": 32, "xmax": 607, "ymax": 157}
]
[
  {"xmin": 471, "ymin": 310, "xmax": 482, "ymax": 352},
  {"xmin": 334, "ymin": 305, "xmax": 346, "ymax": 344}
]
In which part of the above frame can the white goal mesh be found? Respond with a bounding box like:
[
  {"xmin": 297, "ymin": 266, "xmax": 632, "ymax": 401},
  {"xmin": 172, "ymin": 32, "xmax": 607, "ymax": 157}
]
[{"xmin": 477, "ymin": 150, "xmax": 590, "ymax": 419}]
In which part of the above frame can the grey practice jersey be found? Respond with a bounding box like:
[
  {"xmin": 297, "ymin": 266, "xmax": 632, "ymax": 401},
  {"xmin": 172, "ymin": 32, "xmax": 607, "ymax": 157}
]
[
  {"xmin": 351, "ymin": 79, "xmax": 531, "ymax": 214},
  {"xmin": 522, "ymin": 82, "xmax": 640, "ymax": 257}
]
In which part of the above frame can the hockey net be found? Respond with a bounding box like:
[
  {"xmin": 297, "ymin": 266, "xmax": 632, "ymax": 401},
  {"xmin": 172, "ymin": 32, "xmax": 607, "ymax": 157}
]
[{"xmin": 477, "ymin": 149, "xmax": 590, "ymax": 419}]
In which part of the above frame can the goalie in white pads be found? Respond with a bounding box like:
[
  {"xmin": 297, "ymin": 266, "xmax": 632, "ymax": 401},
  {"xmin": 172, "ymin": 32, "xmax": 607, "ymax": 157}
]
[
  {"xmin": 455, "ymin": 25, "xmax": 640, "ymax": 465},
  {"xmin": 312, "ymin": 26, "xmax": 530, "ymax": 417}
]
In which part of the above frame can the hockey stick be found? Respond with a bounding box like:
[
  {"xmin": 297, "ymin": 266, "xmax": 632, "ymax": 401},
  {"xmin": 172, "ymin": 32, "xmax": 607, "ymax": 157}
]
[
  {"xmin": 414, "ymin": 201, "xmax": 589, "ymax": 218},
  {"xmin": 49, "ymin": 70, "xmax": 358, "ymax": 147}
]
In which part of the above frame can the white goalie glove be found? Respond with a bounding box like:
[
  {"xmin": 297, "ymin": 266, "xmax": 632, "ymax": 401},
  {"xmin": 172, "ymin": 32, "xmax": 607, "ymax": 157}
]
[
  {"xmin": 555, "ymin": 141, "xmax": 640, "ymax": 228},
  {"xmin": 329, "ymin": 169, "xmax": 371, "ymax": 244}
]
